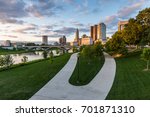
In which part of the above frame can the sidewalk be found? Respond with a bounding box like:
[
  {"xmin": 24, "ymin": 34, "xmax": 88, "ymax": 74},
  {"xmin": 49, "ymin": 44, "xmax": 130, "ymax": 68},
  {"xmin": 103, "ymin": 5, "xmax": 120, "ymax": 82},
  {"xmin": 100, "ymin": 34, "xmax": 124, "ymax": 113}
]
[{"xmin": 30, "ymin": 52, "xmax": 116, "ymax": 100}]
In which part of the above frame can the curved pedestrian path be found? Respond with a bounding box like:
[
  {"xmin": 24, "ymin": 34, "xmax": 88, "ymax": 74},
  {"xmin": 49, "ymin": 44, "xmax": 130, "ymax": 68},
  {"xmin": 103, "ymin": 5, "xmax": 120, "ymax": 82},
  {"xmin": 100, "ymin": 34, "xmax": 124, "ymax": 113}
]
[{"xmin": 30, "ymin": 52, "xmax": 116, "ymax": 100}]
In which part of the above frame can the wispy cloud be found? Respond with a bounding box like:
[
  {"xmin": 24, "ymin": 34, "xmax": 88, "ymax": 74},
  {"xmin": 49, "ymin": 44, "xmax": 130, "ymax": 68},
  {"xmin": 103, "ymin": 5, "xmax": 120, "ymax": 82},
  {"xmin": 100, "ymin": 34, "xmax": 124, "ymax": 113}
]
[{"xmin": 118, "ymin": 1, "xmax": 145, "ymax": 19}]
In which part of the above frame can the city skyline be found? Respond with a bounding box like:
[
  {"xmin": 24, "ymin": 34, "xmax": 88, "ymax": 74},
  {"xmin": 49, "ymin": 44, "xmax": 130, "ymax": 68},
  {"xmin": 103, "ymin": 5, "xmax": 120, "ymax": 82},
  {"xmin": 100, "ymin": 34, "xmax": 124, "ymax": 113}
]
[{"xmin": 0, "ymin": 0, "xmax": 149, "ymax": 42}]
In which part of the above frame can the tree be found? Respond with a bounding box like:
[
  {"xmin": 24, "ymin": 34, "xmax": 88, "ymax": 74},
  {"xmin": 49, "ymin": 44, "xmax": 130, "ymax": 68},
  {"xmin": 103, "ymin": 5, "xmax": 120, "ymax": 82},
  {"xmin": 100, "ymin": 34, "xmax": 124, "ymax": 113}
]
[
  {"xmin": 49, "ymin": 51, "xmax": 54, "ymax": 63},
  {"xmin": 108, "ymin": 32, "xmax": 126, "ymax": 51},
  {"xmin": 79, "ymin": 45, "xmax": 86, "ymax": 52},
  {"xmin": 56, "ymin": 49, "xmax": 59, "ymax": 54},
  {"xmin": 73, "ymin": 46, "xmax": 78, "ymax": 53},
  {"xmin": 42, "ymin": 50, "xmax": 48, "ymax": 59},
  {"xmin": 141, "ymin": 48, "xmax": 150, "ymax": 70},
  {"xmin": 123, "ymin": 18, "xmax": 143, "ymax": 46},
  {"xmin": 26, "ymin": 43, "xmax": 36, "ymax": 46},
  {"xmin": 0, "ymin": 56, "xmax": 5, "ymax": 67},
  {"xmin": 21, "ymin": 56, "xmax": 28, "ymax": 63},
  {"xmin": 81, "ymin": 45, "xmax": 94, "ymax": 62},
  {"xmin": 3, "ymin": 55, "xmax": 14, "ymax": 69},
  {"xmin": 140, "ymin": 28, "xmax": 150, "ymax": 46},
  {"xmin": 136, "ymin": 8, "xmax": 150, "ymax": 27},
  {"xmin": 93, "ymin": 41, "xmax": 103, "ymax": 58}
]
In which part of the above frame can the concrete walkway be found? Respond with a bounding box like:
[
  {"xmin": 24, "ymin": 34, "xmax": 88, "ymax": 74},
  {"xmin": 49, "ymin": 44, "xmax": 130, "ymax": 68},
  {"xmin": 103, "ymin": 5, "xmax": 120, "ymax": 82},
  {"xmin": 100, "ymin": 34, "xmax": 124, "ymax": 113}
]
[{"xmin": 30, "ymin": 52, "xmax": 116, "ymax": 100}]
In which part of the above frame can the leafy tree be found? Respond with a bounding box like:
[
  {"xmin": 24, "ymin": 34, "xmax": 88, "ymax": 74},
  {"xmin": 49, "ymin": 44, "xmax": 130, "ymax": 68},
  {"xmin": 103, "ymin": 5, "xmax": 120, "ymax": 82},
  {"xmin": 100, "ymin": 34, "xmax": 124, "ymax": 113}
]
[
  {"xmin": 140, "ymin": 28, "xmax": 150, "ymax": 46},
  {"xmin": 81, "ymin": 45, "xmax": 94, "ymax": 62},
  {"xmin": 56, "ymin": 49, "xmax": 59, "ymax": 54},
  {"xmin": 0, "ymin": 56, "xmax": 5, "ymax": 67},
  {"xmin": 136, "ymin": 8, "xmax": 150, "ymax": 27},
  {"xmin": 42, "ymin": 50, "xmax": 48, "ymax": 59},
  {"xmin": 26, "ymin": 43, "xmax": 36, "ymax": 46},
  {"xmin": 105, "ymin": 39, "xmax": 112, "ymax": 51},
  {"xmin": 93, "ymin": 41, "xmax": 103, "ymax": 58},
  {"xmin": 108, "ymin": 31, "xmax": 126, "ymax": 51},
  {"xmin": 49, "ymin": 51, "xmax": 54, "ymax": 63},
  {"xmin": 73, "ymin": 46, "xmax": 78, "ymax": 53},
  {"xmin": 123, "ymin": 18, "xmax": 143, "ymax": 46},
  {"xmin": 21, "ymin": 56, "xmax": 28, "ymax": 63},
  {"xmin": 79, "ymin": 45, "xmax": 86, "ymax": 52},
  {"xmin": 141, "ymin": 48, "xmax": 150, "ymax": 70},
  {"xmin": 3, "ymin": 55, "xmax": 14, "ymax": 69}
]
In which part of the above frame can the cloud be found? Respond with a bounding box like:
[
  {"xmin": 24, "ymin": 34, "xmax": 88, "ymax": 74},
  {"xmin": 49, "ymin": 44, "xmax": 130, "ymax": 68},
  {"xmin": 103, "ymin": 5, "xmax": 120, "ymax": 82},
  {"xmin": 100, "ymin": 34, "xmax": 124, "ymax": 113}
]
[
  {"xmin": 63, "ymin": 0, "xmax": 76, "ymax": 4},
  {"xmin": 13, "ymin": 24, "xmax": 38, "ymax": 34},
  {"xmin": 54, "ymin": 26, "xmax": 89, "ymax": 36},
  {"xmin": 118, "ymin": 1, "xmax": 144, "ymax": 19},
  {"xmin": 27, "ymin": 0, "xmax": 64, "ymax": 18},
  {"xmin": 54, "ymin": 27, "xmax": 76, "ymax": 35},
  {"xmin": 0, "ymin": 18, "xmax": 24, "ymax": 24},
  {"xmin": 105, "ymin": 15, "xmax": 118, "ymax": 25},
  {"xmin": 0, "ymin": 0, "xmax": 27, "ymax": 24},
  {"xmin": 0, "ymin": 0, "xmax": 27, "ymax": 18},
  {"xmin": 104, "ymin": 0, "xmax": 146, "ymax": 34},
  {"xmin": 70, "ymin": 21, "xmax": 85, "ymax": 27},
  {"xmin": 2, "ymin": 35, "xmax": 18, "ymax": 38}
]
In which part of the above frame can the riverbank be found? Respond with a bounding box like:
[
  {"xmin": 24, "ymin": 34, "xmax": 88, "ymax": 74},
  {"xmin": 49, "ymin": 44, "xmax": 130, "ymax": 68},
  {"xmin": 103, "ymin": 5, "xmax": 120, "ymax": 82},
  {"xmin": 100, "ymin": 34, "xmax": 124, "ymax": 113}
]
[
  {"xmin": 0, "ymin": 49, "xmax": 30, "ymax": 55},
  {"xmin": 0, "ymin": 53, "xmax": 71, "ymax": 100}
]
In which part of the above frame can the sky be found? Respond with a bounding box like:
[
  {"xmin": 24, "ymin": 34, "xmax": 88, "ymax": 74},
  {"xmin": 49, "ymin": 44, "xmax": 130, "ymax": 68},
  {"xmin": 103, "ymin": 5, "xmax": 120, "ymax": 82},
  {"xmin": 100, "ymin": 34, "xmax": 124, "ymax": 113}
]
[{"xmin": 0, "ymin": 0, "xmax": 149, "ymax": 43}]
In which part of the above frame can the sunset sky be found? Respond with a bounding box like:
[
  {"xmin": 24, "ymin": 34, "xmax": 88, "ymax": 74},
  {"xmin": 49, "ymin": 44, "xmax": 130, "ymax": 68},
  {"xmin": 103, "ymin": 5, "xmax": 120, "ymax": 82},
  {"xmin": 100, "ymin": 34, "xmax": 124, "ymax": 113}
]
[{"xmin": 0, "ymin": 0, "xmax": 149, "ymax": 43}]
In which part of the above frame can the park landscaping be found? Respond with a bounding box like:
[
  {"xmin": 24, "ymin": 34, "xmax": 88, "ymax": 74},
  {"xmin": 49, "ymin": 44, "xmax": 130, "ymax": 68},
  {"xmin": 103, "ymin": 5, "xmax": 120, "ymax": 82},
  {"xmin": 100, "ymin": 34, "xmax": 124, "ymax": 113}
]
[
  {"xmin": 106, "ymin": 51, "xmax": 150, "ymax": 100},
  {"xmin": 0, "ymin": 53, "xmax": 71, "ymax": 100},
  {"xmin": 69, "ymin": 42, "xmax": 105, "ymax": 86},
  {"xmin": 105, "ymin": 8, "xmax": 150, "ymax": 100},
  {"xmin": 69, "ymin": 54, "xmax": 104, "ymax": 86}
]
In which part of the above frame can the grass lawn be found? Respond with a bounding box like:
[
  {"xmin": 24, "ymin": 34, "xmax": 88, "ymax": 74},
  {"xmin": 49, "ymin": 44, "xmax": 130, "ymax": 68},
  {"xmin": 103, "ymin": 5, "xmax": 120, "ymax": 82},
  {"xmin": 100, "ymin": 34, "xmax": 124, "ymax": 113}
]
[
  {"xmin": 0, "ymin": 49, "xmax": 27, "ymax": 55},
  {"xmin": 0, "ymin": 54, "xmax": 71, "ymax": 100},
  {"xmin": 106, "ymin": 53, "xmax": 150, "ymax": 100},
  {"xmin": 69, "ymin": 55, "xmax": 105, "ymax": 86}
]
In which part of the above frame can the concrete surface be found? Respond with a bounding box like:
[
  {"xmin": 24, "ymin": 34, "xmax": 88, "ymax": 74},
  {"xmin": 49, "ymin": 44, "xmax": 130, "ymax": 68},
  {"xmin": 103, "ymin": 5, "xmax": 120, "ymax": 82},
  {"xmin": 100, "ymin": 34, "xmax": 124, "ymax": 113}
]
[{"xmin": 30, "ymin": 52, "xmax": 116, "ymax": 100}]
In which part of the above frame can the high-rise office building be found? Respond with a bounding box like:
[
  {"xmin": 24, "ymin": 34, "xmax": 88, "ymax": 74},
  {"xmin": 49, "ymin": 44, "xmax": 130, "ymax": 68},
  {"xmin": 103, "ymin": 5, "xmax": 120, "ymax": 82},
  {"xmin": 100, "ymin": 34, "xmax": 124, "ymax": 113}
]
[
  {"xmin": 118, "ymin": 21, "xmax": 128, "ymax": 31},
  {"xmin": 91, "ymin": 23, "xmax": 106, "ymax": 43},
  {"xmin": 59, "ymin": 35, "xmax": 67, "ymax": 45},
  {"xmin": 42, "ymin": 35, "xmax": 48, "ymax": 45},
  {"xmin": 93, "ymin": 25, "xmax": 97, "ymax": 41},
  {"xmin": 97, "ymin": 23, "xmax": 106, "ymax": 42},
  {"xmin": 4, "ymin": 40, "xmax": 11, "ymax": 47},
  {"xmin": 90, "ymin": 26, "xmax": 94, "ymax": 40},
  {"xmin": 74, "ymin": 28, "xmax": 79, "ymax": 42}
]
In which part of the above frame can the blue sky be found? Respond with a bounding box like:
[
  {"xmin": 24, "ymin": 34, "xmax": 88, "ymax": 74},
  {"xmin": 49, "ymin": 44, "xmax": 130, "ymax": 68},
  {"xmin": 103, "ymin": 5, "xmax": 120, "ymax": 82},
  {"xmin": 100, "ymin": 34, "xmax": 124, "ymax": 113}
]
[{"xmin": 0, "ymin": 0, "xmax": 149, "ymax": 42}]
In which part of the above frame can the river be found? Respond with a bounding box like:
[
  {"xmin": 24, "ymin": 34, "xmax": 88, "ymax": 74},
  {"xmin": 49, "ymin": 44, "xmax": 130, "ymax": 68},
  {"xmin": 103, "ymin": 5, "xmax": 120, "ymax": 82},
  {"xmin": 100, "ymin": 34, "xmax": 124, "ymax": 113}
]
[{"xmin": 8, "ymin": 50, "xmax": 62, "ymax": 64}]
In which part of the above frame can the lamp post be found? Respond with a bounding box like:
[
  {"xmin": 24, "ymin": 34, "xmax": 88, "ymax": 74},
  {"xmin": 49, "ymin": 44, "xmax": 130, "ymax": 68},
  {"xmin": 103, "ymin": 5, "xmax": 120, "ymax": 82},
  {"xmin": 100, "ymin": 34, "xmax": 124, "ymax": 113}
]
[{"xmin": 77, "ymin": 53, "xmax": 80, "ymax": 84}]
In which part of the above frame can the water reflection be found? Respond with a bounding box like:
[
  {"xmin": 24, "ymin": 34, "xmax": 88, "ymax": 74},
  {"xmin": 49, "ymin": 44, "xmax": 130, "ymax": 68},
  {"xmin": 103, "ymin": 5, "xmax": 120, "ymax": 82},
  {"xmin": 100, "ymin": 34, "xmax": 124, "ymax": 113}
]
[{"xmin": 9, "ymin": 50, "xmax": 62, "ymax": 64}]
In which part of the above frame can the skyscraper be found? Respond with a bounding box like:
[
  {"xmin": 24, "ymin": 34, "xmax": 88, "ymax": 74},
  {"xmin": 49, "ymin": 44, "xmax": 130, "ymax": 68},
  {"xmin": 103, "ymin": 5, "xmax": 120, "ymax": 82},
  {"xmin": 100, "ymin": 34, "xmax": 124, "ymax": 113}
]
[
  {"xmin": 93, "ymin": 25, "xmax": 97, "ymax": 41},
  {"xmin": 4, "ymin": 40, "xmax": 11, "ymax": 47},
  {"xmin": 90, "ymin": 23, "xmax": 106, "ymax": 43},
  {"xmin": 97, "ymin": 23, "xmax": 106, "ymax": 42},
  {"xmin": 90, "ymin": 26, "xmax": 94, "ymax": 40},
  {"xmin": 59, "ymin": 35, "xmax": 67, "ymax": 45},
  {"xmin": 74, "ymin": 28, "xmax": 79, "ymax": 42},
  {"xmin": 42, "ymin": 35, "xmax": 48, "ymax": 45}
]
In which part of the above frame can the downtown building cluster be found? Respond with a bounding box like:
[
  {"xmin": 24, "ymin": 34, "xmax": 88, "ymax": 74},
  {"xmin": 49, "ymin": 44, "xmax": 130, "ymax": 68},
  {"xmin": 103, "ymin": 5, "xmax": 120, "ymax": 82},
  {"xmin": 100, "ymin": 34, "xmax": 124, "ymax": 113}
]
[{"xmin": 71, "ymin": 22, "xmax": 106, "ymax": 46}]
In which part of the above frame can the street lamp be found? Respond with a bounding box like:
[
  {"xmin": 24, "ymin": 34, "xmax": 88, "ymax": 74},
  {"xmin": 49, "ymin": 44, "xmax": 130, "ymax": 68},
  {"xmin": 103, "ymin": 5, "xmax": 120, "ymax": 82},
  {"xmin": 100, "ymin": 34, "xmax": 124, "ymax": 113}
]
[{"xmin": 77, "ymin": 53, "xmax": 80, "ymax": 84}]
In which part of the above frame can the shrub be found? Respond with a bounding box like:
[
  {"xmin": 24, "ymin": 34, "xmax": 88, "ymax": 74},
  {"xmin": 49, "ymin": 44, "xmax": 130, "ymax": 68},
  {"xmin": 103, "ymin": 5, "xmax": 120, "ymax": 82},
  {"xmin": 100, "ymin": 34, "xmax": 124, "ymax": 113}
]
[{"xmin": 141, "ymin": 48, "xmax": 150, "ymax": 70}]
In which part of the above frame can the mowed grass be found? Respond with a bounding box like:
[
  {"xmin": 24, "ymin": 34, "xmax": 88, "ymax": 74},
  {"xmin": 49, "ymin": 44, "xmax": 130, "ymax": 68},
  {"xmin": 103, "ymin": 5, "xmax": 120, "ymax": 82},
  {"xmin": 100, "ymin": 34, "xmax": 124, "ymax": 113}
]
[
  {"xmin": 0, "ymin": 54, "xmax": 71, "ymax": 100},
  {"xmin": 0, "ymin": 49, "xmax": 26, "ymax": 55},
  {"xmin": 106, "ymin": 53, "xmax": 150, "ymax": 100},
  {"xmin": 69, "ymin": 55, "xmax": 105, "ymax": 86}
]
